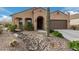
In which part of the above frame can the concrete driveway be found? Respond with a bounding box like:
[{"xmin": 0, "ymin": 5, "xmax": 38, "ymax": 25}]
[{"xmin": 55, "ymin": 29, "xmax": 79, "ymax": 41}]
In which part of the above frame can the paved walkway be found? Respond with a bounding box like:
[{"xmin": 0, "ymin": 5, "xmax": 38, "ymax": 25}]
[{"xmin": 55, "ymin": 29, "xmax": 79, "ymax": 41}]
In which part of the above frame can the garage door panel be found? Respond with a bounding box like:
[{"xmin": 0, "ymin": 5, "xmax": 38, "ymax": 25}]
[{"xmin": 50, "ymin": 20, "xmax": 67, "ymax": 29}]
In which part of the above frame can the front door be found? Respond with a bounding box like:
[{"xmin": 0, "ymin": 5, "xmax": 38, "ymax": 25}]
[{"xmin": 37, "ymin": 16, "xmax": 43, "ymax": 30}]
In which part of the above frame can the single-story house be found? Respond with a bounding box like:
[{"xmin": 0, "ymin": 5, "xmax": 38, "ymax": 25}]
[{"xmin": 11, "ymin": 7, "xmax": 70, "ymax": 31}]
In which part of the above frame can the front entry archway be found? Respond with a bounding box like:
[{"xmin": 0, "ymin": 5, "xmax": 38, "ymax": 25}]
[{"xmin": 37, "ymin": 16, "xmax": 44, "ymax": 30}]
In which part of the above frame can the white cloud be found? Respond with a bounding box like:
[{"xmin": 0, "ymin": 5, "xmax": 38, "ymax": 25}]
[
  {"xmin": 2, "ymin": 15, "xmax": 9, "ymax": 19},
  {"xmin": 68, "ymin": 11, "xmax": 79, "ymax": 15},
  {"xmin": 62, "ymin": 7, "xmax": 79, "ymax": 11},
  {"xmin": 61, "ymin": 7, "xmax": 79, "ymax": 15},
  {"xmin": 0, "ymin": 7, "xmax": 12, "ymax": 21},
  {"xmin": 0, "ymin": 15, "xmax": 12, "ymax": 22}
]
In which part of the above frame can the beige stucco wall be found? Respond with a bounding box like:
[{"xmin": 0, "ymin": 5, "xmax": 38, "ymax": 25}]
[
  {"xmin": 12, "ymin": 10, "xmax": 33, "ymax": 18},
  {"xmin": 12, "ymin": 9, "xmax": 33, "ymax": 28},
  {"xmin": 33, "ymin": 8, "xmax": 47, "ymax": 31},
  {"xmin": 50, "ymin": 12, "xmax": 69, "ymax": 20}
]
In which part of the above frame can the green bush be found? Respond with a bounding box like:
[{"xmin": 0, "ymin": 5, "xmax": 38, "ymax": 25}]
[
  {"xmin": 50, "ymin": 29, "xmax": 54, "ymax": 33},
  {"xmin": 8, "ymin": 24, "xmax": 17, "ymax": 32},
  {"xmin": 4, "ymin": 23, "xmax": 11, "ymax": 27},
  {"xmin": 71, "ymin": 26, "xmax": 76, "ymax": 30},
  {"xmin": 0, "ymin": 26, "xmax": 3, "ymax": 34},
  {"xmin": 70, "ymin": 41, "xmax": 79, "ymax": 51},
  {"xmin": 24, "ymin": 22, "xmax": 34, "ymax": 31},
  {"xmin": 51, "ymin": 31, "xmax": 63, "ymax": 38},
  {"xmin": 24, "ymin": 23, "xmax": 28, "ymax": 30},
  {"xmin": 9, "ymin": 40, "xmax": 19, "ymax": 47}
]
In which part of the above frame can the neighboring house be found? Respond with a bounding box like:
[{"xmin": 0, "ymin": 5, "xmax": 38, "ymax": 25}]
[
  {"xmin": 11, "ymin": 7, "xmax": 70, "ymax": 31},
  {"xmin": 70, "ymin": 14, "xmax": 79, "ymax": 25},
  {"xmin": 70, "ymin": 14, "xmax": 79, "ymax": 30}
]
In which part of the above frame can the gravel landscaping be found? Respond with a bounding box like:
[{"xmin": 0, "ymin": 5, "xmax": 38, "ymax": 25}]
[
  {"xmin": 17, "ymin": 31, "xmax": 72, "ymax": 51},
  {"xmin": 0, "ymin": 30, "xmax": 72, "ymax": 51}
]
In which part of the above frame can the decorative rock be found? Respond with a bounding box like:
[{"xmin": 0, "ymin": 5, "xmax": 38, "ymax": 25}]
[
  {"xmin": 51, "ymin": 42, "xmax": 61, "ymax": 49},
  {"xmin": 15, "ymin": 29, "xmax": 21, "ymax": 32},
  {"xmin": 17, "ymin": 31, "xmax": 49, "ymax": 51},
  {"xmin": 14, "ymin": 33, "xmax": 18, "ymax": 37}
]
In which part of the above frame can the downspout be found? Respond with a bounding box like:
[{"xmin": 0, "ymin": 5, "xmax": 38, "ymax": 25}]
[{"xmin": 32, "ymin": 8, "xmax": 35, "ymax": 30}]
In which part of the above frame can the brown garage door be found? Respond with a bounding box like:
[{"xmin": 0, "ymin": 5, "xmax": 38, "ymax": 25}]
[{"xmin": 50, "ymin": 20, "xmax": 67, "ymax": 29}]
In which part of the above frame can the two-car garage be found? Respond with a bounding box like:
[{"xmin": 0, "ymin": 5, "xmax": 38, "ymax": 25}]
[
  {"xmin": 50, "ymin": 11, "xmax": 69, "ymax": 29},
  {"xmin": 50, "ymin": 20, "xmax": 67, "ymax": 29}
]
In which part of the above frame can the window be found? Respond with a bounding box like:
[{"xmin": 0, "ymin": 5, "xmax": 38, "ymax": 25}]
[
  {"xmin": 27, "ymin": 20, "xmax": 32, "ymax": 23},
  {"xmin": 25, "ymin": 18, "xmax": 32, "ymax": 23},
  {"xmin": 19, "ymin": 19, "xmax": 23, "ymax": 22}
]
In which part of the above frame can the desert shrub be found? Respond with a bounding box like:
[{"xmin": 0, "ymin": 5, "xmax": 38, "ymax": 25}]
[
  {"xmin": 50, "ymin": 29, "xmax": 54, "ymax": 33},
  {"xmin": 75, "ymin": 25, "xmax": 79, "ymax": 30},
  {"xmin": 51, "ymin": 31, "xmax": 63, "ymax": 38},
  {"xmin": 9, "ymin": 40, "xmax": 19, "ymax": 47},
  {"xmin": 8, "ymin": 24, "xmax": 17, "ymax": 32},
  {"xmin": 0, "ymin": 26, "xmax": 3, "ymax": 34},
  {"xmin": 24, "ymin": 23, "xmax": 28, "ymax": 30},
  {"xmin": 24, "ymin": 22, "xmax": 34, "ymax": 31},
  {"xmin": 4, "ymin": 23, "xmax": 11, "ymax": 27},
  {"xmin": 69, "ymin": 41, "xmax": 79, "ymax": 51},
  {"xmin": 71, "ymin": 26, "xmax": 76, "ymax": 30}
]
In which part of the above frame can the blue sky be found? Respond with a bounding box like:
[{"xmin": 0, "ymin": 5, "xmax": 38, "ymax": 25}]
[
  {"xmin": 0, "ymin": 7, "xmax": 79, "ymax": 21},
  {"xmin": 0, "ymin": 7, "xmax": 65, "ymax": 17},
  {"xmin": 0, "ymin": 7, "xmax": 63, "ymax": 17}
]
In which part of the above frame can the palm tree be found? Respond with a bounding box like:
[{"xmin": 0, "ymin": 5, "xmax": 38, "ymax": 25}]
[{"xmin": 47, "ymin": 7, "xmax": 50, "ymax": 37}]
